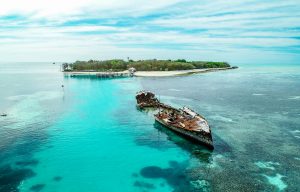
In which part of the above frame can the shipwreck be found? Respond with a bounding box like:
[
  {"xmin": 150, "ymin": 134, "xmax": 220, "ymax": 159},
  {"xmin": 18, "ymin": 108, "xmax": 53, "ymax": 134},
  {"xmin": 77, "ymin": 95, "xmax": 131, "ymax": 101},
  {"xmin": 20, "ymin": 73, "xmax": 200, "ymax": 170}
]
[{"xmin": 136, "ymin": 91, "xmax": 214, "ymax": 149}]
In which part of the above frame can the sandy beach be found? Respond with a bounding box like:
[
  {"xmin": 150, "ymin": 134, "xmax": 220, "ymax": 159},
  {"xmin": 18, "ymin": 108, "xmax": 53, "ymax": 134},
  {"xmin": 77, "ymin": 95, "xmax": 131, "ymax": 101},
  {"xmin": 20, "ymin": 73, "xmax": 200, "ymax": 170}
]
[
  {"xmin": 133, "ymin": 68, "xmax": 233, "ymax": 77},
  {"xmin": 64, "ymin": 67, "xmax": 235, "ymax": 77}
]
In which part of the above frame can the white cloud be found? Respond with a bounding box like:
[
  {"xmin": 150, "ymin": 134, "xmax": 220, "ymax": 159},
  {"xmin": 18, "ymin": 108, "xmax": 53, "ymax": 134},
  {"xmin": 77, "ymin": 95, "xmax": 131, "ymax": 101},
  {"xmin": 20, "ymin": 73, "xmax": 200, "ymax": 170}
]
[
  {"xmin": 0, "ymin": 0, "xmax": 299, "ymax": 63},
  {"xmin": 0, "ymin": 0, "xmax": 182, "ymax": 19}
]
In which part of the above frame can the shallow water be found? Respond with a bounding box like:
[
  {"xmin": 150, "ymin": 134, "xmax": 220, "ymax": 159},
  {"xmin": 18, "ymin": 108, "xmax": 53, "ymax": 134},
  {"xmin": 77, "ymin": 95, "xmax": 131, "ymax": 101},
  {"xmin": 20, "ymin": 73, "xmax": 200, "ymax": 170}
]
[{"xmin": 0, "ymin": 63, "xmax": 299, "ymax": 192}]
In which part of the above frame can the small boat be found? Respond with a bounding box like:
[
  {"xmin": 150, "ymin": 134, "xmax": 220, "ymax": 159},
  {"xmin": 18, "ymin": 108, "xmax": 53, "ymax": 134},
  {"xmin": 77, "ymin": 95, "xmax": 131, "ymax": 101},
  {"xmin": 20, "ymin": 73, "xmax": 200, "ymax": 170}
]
[
  {"xmin": 136, "ymin": 91, "xmax": 214, "ymax": 149},
  {"xmin": 0, "ymin": 113, "xmax": 7, "ymax": 117}
]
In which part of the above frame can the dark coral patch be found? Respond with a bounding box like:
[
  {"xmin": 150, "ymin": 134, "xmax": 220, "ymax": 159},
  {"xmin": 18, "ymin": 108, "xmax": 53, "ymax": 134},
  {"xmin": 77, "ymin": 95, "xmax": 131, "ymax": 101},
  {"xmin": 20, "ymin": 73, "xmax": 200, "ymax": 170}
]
[
  {"xmin": 16, "ymin": 159, "xmax": 39, "ymax": 167},
  {"xmin": 30, "ymin": 184, "xmax": 45, "ymax": 192},
  {"xmin": 140, "ymin": 166, "xmax": 165, "ymax": 178},
  {"xmin": 132, "ymin": 173, "xmax": 138, "ymax": 177},
  {"xmin": 53, "ymin": 176, "xmax": 62, "ymax": 182},
  {"xmin": 0, "ymin": 165, "xmax": 36, "ymax": 192},
  {"xmin": 192, "ymin": 150, "xmax": 212, "ymax": 163},
  {"xmin": 134, "ymin": 181, "xmax": 156, "ymax": 189}
]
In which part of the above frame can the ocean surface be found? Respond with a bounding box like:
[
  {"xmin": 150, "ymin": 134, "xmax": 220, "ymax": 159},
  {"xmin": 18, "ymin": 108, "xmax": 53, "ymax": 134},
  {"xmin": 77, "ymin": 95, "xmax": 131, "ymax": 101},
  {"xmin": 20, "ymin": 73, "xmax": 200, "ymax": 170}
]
[{"xmin": 0, "ymin": 63, "xmax": 299, "ymax": 192}]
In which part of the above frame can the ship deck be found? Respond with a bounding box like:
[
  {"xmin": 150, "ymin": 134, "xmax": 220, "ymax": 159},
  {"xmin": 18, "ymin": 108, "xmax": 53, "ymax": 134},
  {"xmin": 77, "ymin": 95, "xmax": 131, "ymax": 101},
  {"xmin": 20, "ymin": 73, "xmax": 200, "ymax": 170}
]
[{"xmin": 156, "ymin": 111, "xmax": 209, "ymax": 133}]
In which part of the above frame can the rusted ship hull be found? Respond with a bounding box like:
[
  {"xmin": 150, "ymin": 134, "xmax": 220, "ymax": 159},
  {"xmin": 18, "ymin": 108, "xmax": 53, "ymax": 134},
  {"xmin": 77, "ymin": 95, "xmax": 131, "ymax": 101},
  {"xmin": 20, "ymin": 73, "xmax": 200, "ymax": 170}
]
[
  {"xmin": 136, "ymin": 91, "xmax": 214, "ymax": 149},
  {"xmin": 154, "ymin": 115, "xmax": 214, "ymax": 149}
]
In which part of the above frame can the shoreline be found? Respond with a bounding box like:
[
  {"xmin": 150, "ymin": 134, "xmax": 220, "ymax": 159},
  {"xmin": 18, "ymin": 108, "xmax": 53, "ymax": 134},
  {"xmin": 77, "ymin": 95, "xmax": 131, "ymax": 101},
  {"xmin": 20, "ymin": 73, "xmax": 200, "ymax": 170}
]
[
  {"xmin": 134, "ymin": 67, "xmax": 236, "ymax": 77},
  {"xmin": 63, "ymin": 67, "xmax": 237, "ymax": 77}
]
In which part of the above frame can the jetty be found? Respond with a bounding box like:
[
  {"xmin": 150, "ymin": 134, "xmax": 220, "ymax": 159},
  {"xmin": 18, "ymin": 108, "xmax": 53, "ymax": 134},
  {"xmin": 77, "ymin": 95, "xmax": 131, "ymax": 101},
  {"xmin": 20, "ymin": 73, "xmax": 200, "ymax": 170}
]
[{"xmin": 64, "ymin": 70, "xmax": 134, "ymax": 78}]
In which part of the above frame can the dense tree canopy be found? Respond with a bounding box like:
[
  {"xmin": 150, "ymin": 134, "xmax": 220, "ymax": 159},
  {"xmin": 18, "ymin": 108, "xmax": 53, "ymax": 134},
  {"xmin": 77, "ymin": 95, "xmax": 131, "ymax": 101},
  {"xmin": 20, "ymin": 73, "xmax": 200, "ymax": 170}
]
[{"xmin": 63, "ymin": 59, "xmax": 230, "ymax": 72}]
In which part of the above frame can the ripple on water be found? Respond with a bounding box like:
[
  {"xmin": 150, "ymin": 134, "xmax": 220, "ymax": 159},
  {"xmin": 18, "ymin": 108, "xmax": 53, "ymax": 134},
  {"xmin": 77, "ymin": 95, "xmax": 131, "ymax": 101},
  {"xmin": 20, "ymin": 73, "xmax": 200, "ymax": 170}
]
[
  {"xmin": 290, "ymin": 130, "xmax": 300, "ymax": 139},
  {"xmin": 288, "ymin": 96, "xmax": 300, "ymax": 100},
  {"xmin": 255, "ymin": 161, "xmax": 280, "ymax": 170},
  {"xmin": 252, "ymin": 93, "xmax": 265, "ymax": 96},
  {"xmin": 209, "ymin": 115, "xmax": 233, "ymax": 123},
  {"xmin": 6, "ymin": 91, "xmax": 61, "ymax": 102},
  {"xmin": 168, "ymin": 88, "xmax": 181, "ymax": 92}
]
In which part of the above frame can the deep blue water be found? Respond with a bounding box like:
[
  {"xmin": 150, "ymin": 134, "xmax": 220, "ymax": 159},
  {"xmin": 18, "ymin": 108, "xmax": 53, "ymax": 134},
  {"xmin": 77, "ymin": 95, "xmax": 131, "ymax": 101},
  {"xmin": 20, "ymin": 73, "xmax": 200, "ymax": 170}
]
[{"xmin": 0, "ymin": 63, "xmax": 299, "ymax": 192}]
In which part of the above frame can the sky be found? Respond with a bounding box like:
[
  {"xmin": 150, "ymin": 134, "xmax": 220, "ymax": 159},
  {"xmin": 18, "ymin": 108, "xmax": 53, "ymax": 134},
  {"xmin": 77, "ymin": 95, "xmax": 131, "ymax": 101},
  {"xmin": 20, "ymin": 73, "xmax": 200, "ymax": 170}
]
[{"xmin": 0, "ymin": 0, "xmax": 300, "ymax": 64}]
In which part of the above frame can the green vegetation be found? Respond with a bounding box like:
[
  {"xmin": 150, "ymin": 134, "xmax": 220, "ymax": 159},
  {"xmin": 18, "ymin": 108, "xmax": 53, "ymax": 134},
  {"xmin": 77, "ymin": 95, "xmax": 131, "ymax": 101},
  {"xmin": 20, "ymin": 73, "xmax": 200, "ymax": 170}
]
[{"xmin": 62, "ymin": 59, "xmax": 230, "ymax": 72}]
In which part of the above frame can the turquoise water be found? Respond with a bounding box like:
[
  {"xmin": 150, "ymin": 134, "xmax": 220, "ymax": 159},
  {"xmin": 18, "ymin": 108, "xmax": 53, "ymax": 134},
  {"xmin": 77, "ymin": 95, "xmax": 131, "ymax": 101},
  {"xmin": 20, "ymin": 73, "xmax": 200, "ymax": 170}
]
[{"xmin": 0, "ymin": 63, "xmax": 299, "ymax": 191}]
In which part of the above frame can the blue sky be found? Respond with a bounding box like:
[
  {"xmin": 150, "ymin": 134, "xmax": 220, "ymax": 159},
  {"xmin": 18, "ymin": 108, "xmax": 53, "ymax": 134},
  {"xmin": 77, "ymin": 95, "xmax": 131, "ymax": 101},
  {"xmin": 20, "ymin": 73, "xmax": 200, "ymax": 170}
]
[{"xmin": 0, "ymin": 0, "xmax": 299, "ymax": 64}]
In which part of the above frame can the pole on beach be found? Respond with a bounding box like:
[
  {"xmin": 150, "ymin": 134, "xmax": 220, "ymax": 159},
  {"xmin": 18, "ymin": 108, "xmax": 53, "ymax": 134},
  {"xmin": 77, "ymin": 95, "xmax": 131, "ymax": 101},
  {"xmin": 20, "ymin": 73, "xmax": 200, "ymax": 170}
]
[{"xmin": 61, "ymin": 84, "xmax": 65, "ymax": 100}]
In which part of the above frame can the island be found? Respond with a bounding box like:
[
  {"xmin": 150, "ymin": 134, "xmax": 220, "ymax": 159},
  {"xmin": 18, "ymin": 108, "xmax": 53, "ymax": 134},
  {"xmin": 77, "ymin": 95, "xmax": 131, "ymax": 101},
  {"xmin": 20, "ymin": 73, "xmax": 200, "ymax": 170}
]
[{"xmin": 62, "ymin": 59, "xmax": 237, "ymax": 77}]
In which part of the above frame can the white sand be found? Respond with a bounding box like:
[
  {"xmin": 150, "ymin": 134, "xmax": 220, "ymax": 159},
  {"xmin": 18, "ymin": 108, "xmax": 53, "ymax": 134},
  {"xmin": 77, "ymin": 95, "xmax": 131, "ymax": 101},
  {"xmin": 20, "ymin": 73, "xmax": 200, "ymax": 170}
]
[
  {"xmin": 134, "ymin": 68, "xmax": 230, "ymax": 77},
  {"xmin": 64, "ymin": 68, "xmax": 234, "ymax": 77}
]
